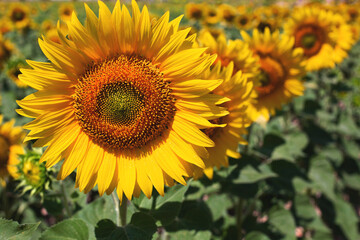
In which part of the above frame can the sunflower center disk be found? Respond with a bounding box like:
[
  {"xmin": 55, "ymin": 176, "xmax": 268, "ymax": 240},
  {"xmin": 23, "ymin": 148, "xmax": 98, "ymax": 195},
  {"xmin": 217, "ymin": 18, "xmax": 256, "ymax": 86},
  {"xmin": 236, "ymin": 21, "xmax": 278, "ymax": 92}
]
[
  {"xmin": 97, "ymin": 82, "xmax": 145, "ymax": 127},
  {"xmin": 258, "ymin": 71, "xmax": 271, "ymax": 87},
  {"xmin": 223, "ymin": 11, "xmax": 235, "ymax": 22},
  {"xmin": 294, "ymin": 24, "xmax": 325, "ymax": 57},
  {"xmin": 255, "ymin": 56, "xmax": 285, "ymax": 97},
  {"xmin": 239, "ymin": 17, "xmax": 248, "ymax": 26},
  {"xmin": 191, "ymin": 9, "xmax": 202, "ymax": 19},
  {"xmin": 0, "ymin": 135, "xmax": 10, "ymax": 167},
  {"xmin": 74, "ymin": 55, "xmax": 176, "ymax": 151},
  {"xmin": 301, "ymin": 34, "xmax": 317, "ymax": 49},
  {"xmin": 12, "ymin": 9, "xmax": 25, "ymax": 22}
]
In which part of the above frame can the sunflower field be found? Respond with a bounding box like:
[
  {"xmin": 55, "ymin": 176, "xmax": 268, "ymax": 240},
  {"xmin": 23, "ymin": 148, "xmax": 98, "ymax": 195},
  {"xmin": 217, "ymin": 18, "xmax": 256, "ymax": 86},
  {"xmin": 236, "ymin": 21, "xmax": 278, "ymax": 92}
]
[{"xmin": 0, "ymin": 0, "xmax": 360, "ymax": 239}]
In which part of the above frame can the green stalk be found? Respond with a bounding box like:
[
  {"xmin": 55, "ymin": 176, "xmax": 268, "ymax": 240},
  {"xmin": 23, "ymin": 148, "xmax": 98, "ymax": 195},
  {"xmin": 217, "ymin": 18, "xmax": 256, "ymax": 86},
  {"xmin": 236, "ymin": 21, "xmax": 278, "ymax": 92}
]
[
  {"xmin": 236, "ymin": 198, "xmax": 245, "ymax": 240},
  {"xmin": 60, "ymin": 181, "xmax": 71, "ymax": 217},
  {"xmin": 120, "ymin": 199, "xmax": 127, "ymax": 226},
  {"xmin": 111, "ymin": 192, "xmax": 120, "ymax": 226}
]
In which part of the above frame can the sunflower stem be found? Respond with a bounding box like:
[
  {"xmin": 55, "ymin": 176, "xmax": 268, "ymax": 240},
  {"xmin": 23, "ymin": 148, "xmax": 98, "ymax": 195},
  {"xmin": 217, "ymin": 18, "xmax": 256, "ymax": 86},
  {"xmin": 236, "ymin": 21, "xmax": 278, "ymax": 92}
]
[
  {"xmin": 111, "ymin": 192, "xmax": 120, "ymax": 226},
  {"xmin": 60, "ymin": 181, "xmax": 71, "ymax": 218},
  {"xmin": 120, "ymin": 198, "xmax": 127, "ymax": 226},
  {"xmin": 2, "ymin": 183, "xmax": 9, "ymax": 219},
  {"xmin": 236, "ymin": 197, "xmax": 245, "ymax": 240}
]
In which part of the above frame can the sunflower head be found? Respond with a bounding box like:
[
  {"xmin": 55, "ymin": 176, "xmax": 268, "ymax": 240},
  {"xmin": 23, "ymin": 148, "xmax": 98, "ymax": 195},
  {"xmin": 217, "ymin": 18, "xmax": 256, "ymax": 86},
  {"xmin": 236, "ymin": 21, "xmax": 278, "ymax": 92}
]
[
  {"xmin": 219, "ymin": 4, "xmax": 237, "ymax": 25},
  {"xmin": 200, "ymin": 62, "xmax": 253, "ymax": 179},
  {"xmin": 203, "ymin": 4, "xmax": 222, "ymax": 25},
  {"xmin": 7, "ymin": 3, "xmax": 31, "ymax": 30},
  {"xmin": 59, "ymin": 3, "xmax": 74, "ymax": 22},
  {"xmin": 198, "ymin": 29, "xmax": 259, "ymax": 81},
  {"xmin": 0, "ymin": 18, "xmax": 13, "ymax": 34},
  {"xmin": 235, "ymin": 13, "xmax": 255, "ymax": 30},
  {"xmin": 39, "ymin": 2, "xmax": 50, "ymax": 11},
  {"xmin": 185, "ymin": 3, "xmax": 204, "ymax": 21},
  {"xmin": 45, "ymin": 23, "xmax": 68, "ymax": 44},
  {"xmin": 0, "ymin": 116, "xmax": 25, "ymax": 186},
  {"xmin": 241, "ymin": 28, "xmax": 305, "ymax": 122},
  {"xmin": 0, "ymin": 34, "xmax": 14, "ymax": 68},
  {"xmin": 284, "ymin": 6, "xmax": 353, "ymax": 71},
  {"xmin": 18, "ymin": 0, "xmax": 224, "ymax": 201},
  {"xmin": 7, "ymin": 61, "xmax": 28, "ymax": 88},
  {"xmin": 41, "ymin": 20, "xmax": 55, "ymax": 33},
  {"xmin": 16, "ymin": 150, "xmax": 52, "ymax": 197}
]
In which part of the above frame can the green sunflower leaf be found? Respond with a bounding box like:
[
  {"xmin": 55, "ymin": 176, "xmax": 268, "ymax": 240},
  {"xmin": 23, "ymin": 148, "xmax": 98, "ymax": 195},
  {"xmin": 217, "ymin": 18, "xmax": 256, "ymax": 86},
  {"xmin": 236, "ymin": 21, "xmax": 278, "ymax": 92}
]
[
  {"xmin": 268, "ymin": 205, "xmax": 296, "ymax": 240},
  {"xmin": 234, "ymin": 164, "xmax": 277, "ymax": 184},
  {"xmin": 244, "ymin": 231, "xmax": 271, "ymax": 240},
  {"xmin": 0, "ymin": 218, "xmax": 40, "ymax": 240},
  {"xmin": 39, "ymin": 218, "xmax": 88, "ymax": 240},
  {"xmin": 94, "ymin": 212, "xmax": 157, "ymax": 240}
]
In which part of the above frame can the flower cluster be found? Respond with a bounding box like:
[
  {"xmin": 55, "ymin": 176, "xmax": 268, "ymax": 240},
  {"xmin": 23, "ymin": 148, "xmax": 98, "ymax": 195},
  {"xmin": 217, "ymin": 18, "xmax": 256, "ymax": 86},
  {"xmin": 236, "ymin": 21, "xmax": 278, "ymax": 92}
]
[{"xmin": 0, "ymin": 0, "xmax": 357, "ymax": 202}]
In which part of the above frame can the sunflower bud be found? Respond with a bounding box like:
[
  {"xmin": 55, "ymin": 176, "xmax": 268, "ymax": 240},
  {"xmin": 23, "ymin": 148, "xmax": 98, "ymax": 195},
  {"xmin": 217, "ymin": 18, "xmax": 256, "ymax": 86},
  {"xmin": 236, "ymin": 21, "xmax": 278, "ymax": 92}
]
[{"xmin": 16, "ymin": 150, "xmax": 52, "ymax": 197}]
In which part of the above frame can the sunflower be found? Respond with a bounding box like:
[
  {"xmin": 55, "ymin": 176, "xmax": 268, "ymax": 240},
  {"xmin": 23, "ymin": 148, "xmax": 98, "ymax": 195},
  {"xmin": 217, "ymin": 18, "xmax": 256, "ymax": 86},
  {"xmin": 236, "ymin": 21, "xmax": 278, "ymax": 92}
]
[
  {"xmin": 241, "ymin": 28, "xmax": 305, "ymax": 122},
  {"xmin": 252, "ymin": 6, "xmax": 283, "ymax": 33},
  {"xmin": 338, "ymin": 3, "xmax": 360, "ymax": 41},
  {"xmin": 0, "ymin": 3, "xmax": 6, "ymax": 14},
  {"xmin": 197, "ymin": 29, "xmax": 259, "ymax": 81},
  {"xmin": 16, "ymin": 151, "xmax": 52, "ymax": 196},
  {"xmin": 185, "ymin": 2, "xmax": 204, "ymax": 21},
  {"xmin": 45, "ymin": 23, "xmax": 69, "ymax": 44},
  {"xmin": 17, "ymin": 1, "xmax": 224, "ymax": 201},
  {"xmin": 203, "ymin": 4, "xmax": 222, "ymax": 25},
  {"xmin": 7, "ymin": 3, "xmax": 31, "ymax": 30},
  {"xmin": 7, "ymin": 62, "xmax": 28, "ymax": 88},
  {"xmin": 331, "ymin": 14, "xmax": 355, "ymax": 64},
  {"xmin": 0, "ymin": 17, "xmax": 13, "ymax": 34},
  {"xmin": 255, "ymin": 18, "xmax": 277, "ymax": 33},
  {"xmin": 59, "ymin": 3, "xmax": 74, "ymax": 22},
  {"xmin": 283, "ymin": 6, "xmax": 353, "ymax": 71},
  {"xmin": 201, "ymin": 62, "xmax": 253, "ymax": 179},
  {"xmin": 203, "ymin": 27, "xmax": 225, "ymax": 40},
  {"xmin": 0, "ymin": 116, "xmax": 25, "ymax": 186},
  {"xmin": 39, "ymin": 2, "xmax": 50, "ymax": 12},
  {"xmin": 219, "ymin": 4, "xmax": 237, "ymax": 25},
  {"xmin": 0, "ymin": 34, "xmax": 14, "ymax": 69},
  {"xmin": 234, "ymin": 13, "xmax": 254, "ymax": 30},
  {"xmin": 41, "ymin": 20, "xmax": 55, "ymax": 33}
]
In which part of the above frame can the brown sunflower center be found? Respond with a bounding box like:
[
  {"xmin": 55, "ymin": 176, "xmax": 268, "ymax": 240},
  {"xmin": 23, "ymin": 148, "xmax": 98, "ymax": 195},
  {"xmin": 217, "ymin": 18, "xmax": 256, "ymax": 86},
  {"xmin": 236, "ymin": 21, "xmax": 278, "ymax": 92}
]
[
  {"xmin": 239, "ymin": 17, "xmax": 248, "ymax": 26},
  {"xmin": 223, "ymin": 10, "xmax": 235, "ymax": 23},
  {"xmin": 208, "ymin": 10, "xmax": 217, "ymax": 17},
  {"xmin": 12, "ymin": 69, "xmax": 21, "ymax": 79},
  {"xmin": 348, "ymin": 9, "xmax": 358, "ymax": 21},
  {"xmin": 11, "ymin": 8, "xmax": 25, "ymax": 22},
  {"xmin": 301, "ymin": 33, "xmax": 317, "ymax": 49},
  {"xmin": 74, "ymin": 55, "xmax": 176, "ymax": 151},
  {"xmin": 257, "ymin": 21, "xmax": 272, "ymax": 33},
  {"xmin": 96, "ymin": 82, "xmax": 145, "ymax": 127},
  {"xmin": 255, "ymin": 56, "xmax": 285, "ymax": 97},
  {"xmin": 190, "ymin": 8, "xmax": 202, "ymax": 19},
  {"xmin": 258, "ymin": 70, "xmax": 271, "ymax": 87},
  {"xmin": 209, "ymin": 29, "xmax": 222, "ymax": 39},
  {"xmin": 63, "ymin": 8, "xmax": 72, "ymax": 16},
  {"xmin": 294, "ymin": 24, "xmax": 326, "ymax": 57},
  {"xmin": 0, "ymin": 135, "xmax": 10, "ymax": 168}
]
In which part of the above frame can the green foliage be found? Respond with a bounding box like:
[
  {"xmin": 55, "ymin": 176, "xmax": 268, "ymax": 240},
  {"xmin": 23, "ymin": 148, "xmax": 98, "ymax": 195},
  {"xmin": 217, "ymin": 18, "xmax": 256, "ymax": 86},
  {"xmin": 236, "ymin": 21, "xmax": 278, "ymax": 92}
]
[
  {"xmin": 0, "ymin": 218, "xmax": 39, "ymax": 240},
  {"xmin": 39, "ymin": 219, "xmax": 89, "ymax": 240},
  {"xmin": 94, "ymin": 213, "xmax": 157, "ymax": 240}
]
